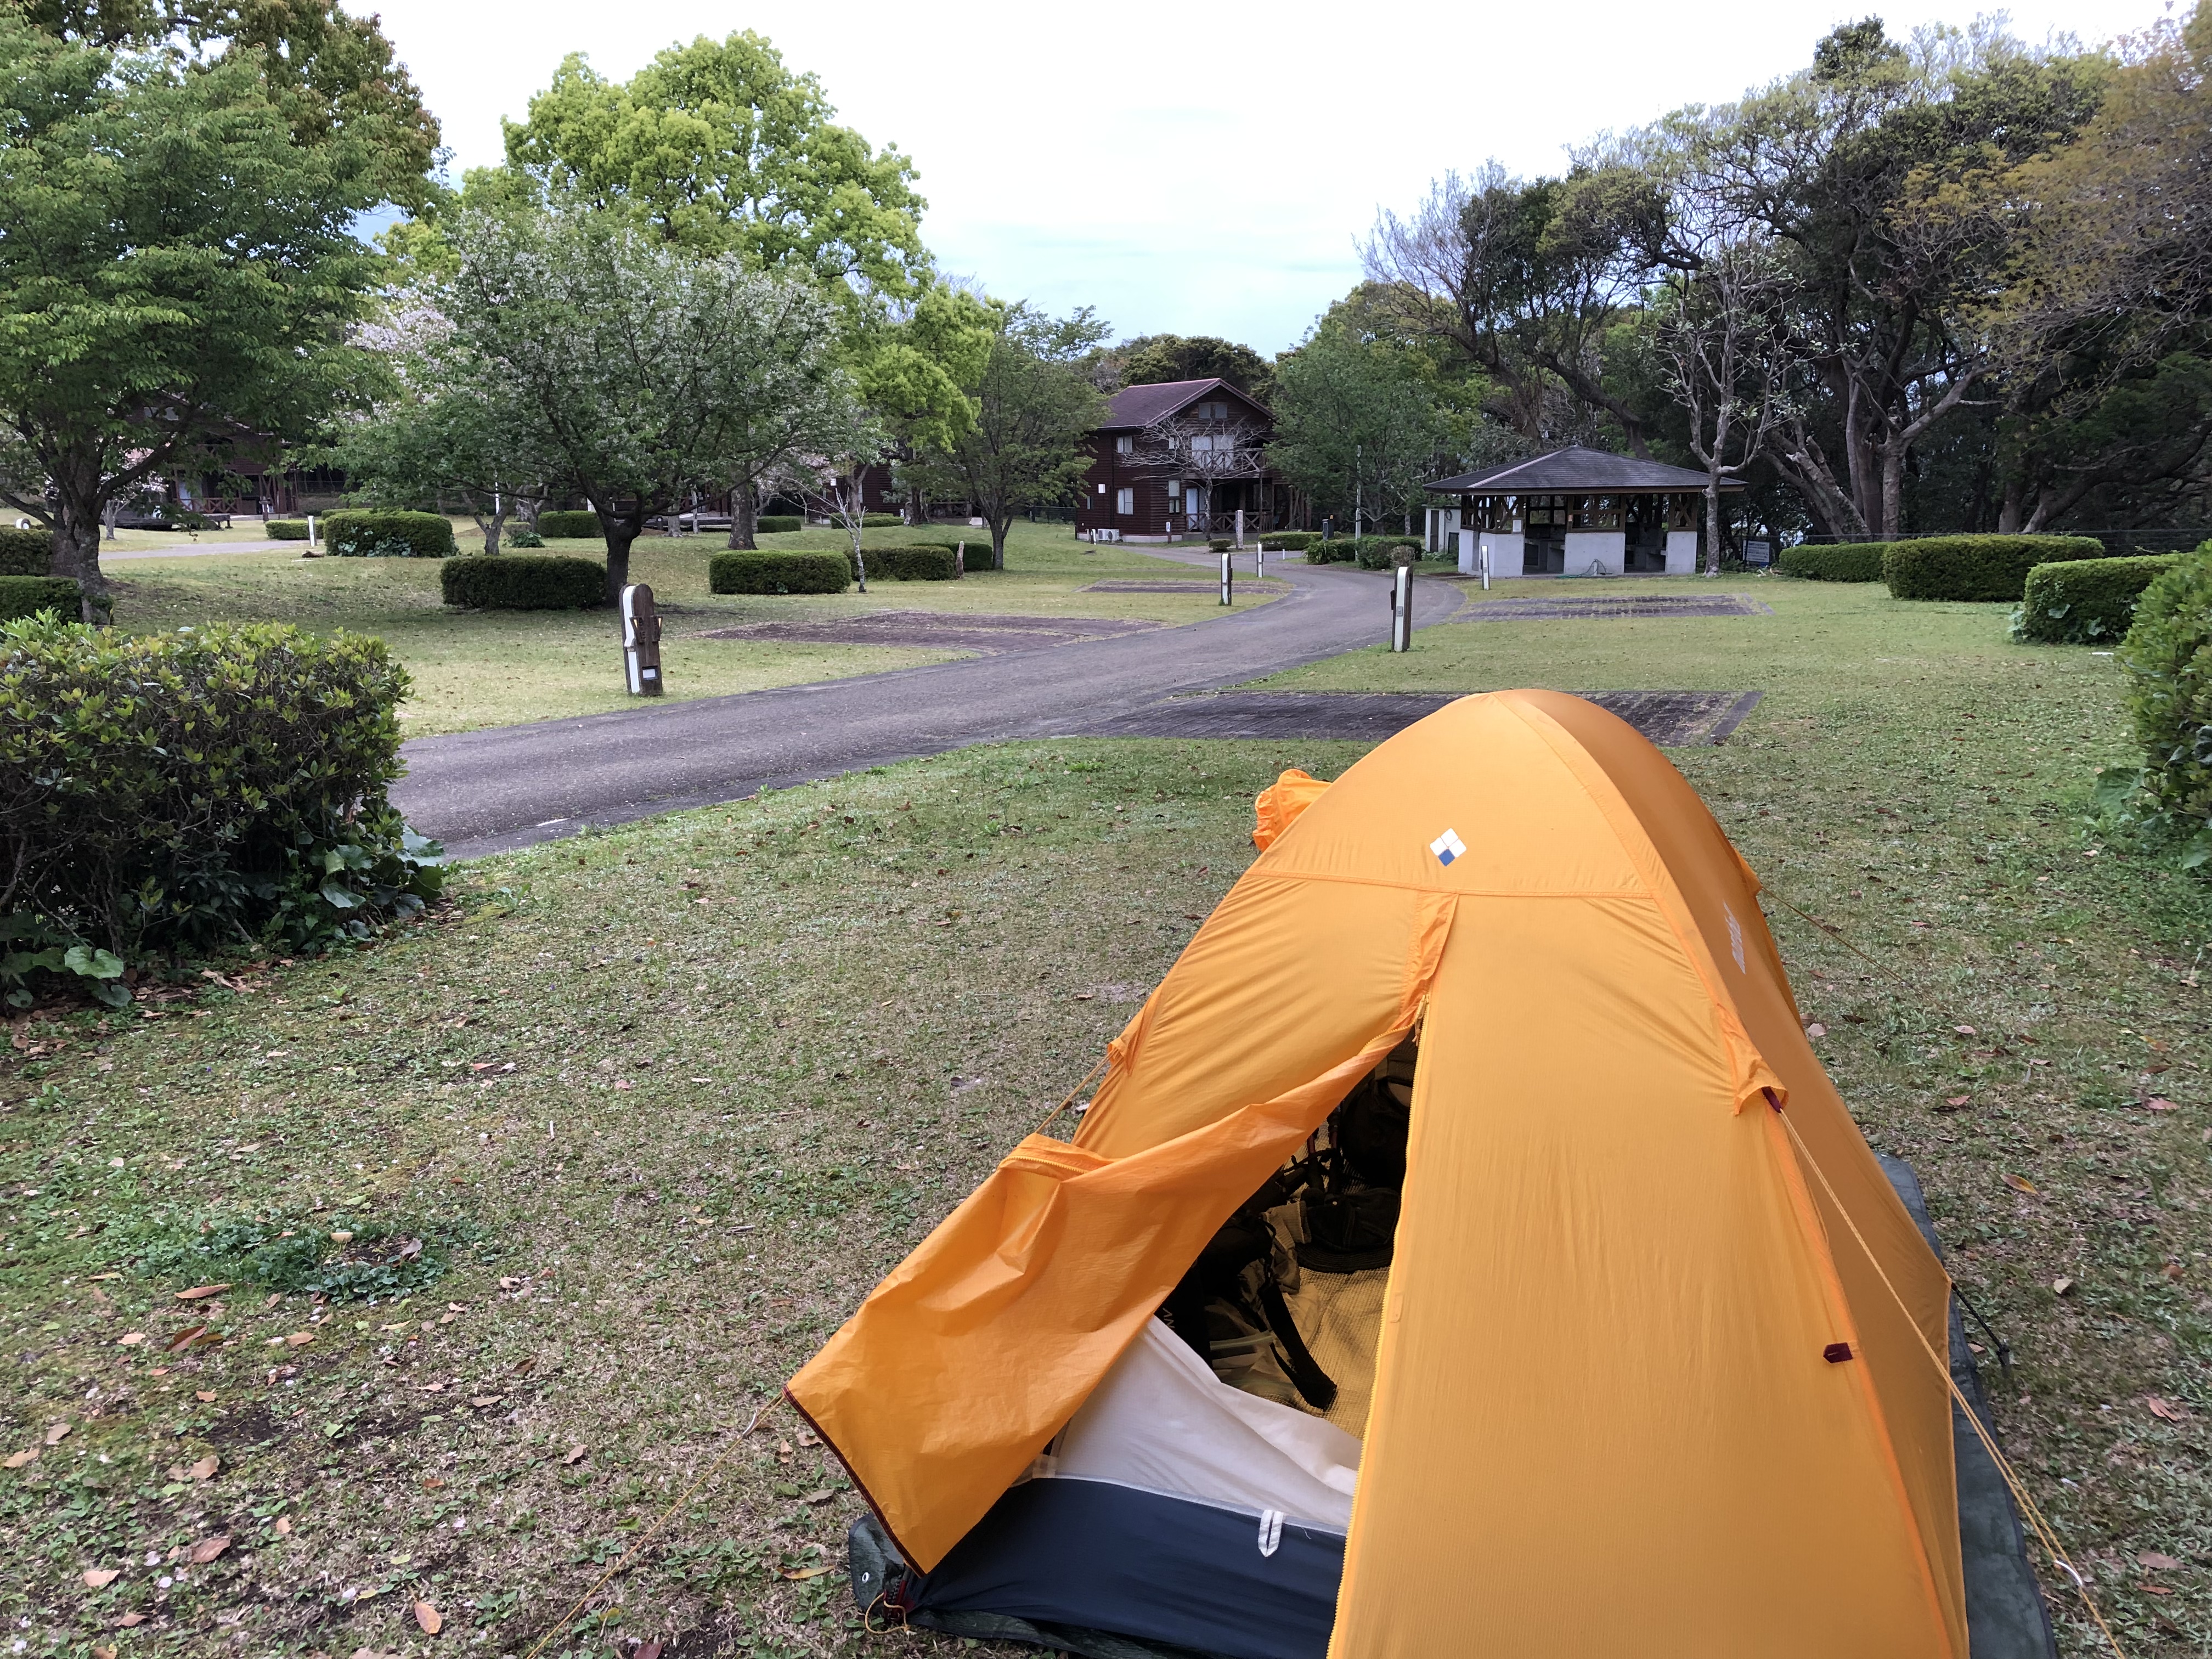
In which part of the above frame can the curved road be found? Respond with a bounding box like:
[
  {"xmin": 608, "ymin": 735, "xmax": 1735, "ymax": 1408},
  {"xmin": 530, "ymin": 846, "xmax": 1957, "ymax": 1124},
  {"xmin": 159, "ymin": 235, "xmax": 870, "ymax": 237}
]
[{"xmin": 396, "ymin": 555, "xmax": 1465, "ymax": 858}]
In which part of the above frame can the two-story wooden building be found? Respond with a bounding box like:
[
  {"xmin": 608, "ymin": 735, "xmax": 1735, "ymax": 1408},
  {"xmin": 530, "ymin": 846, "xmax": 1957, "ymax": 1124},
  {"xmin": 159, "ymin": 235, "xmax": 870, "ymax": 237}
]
[{"xmin": 1076, "ymin": 377, "xmax": 1293, "ymax": 541}]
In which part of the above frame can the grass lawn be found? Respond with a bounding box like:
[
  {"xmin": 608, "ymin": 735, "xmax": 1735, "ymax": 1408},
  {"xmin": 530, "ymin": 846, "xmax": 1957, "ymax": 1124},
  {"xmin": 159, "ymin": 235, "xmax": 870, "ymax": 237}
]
[
  {"xmin": 6, "ymin": 574, "xmax": 2210, "ymax": 1657},
  {"xmin": 100, "ymin": 522, "xmax": 1284, "ymax": 739}
]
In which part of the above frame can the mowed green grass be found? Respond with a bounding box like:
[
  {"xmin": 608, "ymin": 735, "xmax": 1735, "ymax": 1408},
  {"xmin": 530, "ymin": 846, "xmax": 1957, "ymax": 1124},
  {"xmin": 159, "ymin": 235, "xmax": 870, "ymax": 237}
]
[
  {"xmin": 103, "ymin": 522, "xmax": 1283, "ymax": 738},
  {"xmin": 4, "ymin": 575, "xmax": 2209, "ymax": 1656}
]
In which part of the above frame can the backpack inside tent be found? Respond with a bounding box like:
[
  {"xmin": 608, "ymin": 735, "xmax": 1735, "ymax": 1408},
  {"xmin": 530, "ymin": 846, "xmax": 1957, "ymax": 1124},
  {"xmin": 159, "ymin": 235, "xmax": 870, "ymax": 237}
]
[{"xmin": 788, "ymin": 689, "xmax": 2016, "ymax": 1658}]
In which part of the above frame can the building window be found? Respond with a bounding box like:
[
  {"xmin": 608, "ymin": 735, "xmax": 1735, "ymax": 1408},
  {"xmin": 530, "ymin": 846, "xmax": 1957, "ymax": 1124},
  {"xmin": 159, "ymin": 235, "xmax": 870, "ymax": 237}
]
[
  {"xmin": 1115, "ymin": 435, "xmax": 1133, "ymax": 454},
  {"xmin": 1115, "ymin": 487, "xmax": 1133, "ymax": 516}
]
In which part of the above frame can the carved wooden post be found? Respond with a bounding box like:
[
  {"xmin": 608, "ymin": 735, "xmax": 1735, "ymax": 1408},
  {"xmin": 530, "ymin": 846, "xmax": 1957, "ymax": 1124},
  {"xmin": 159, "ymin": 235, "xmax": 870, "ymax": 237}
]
[{"xmin": 622, "ymin": 583, "xmax": 664, "ymax": 696}]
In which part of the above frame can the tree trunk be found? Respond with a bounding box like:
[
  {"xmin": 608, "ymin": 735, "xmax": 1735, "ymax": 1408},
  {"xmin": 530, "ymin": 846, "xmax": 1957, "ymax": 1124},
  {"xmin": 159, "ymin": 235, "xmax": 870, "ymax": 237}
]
[
  {"xmin": 727, "ymin": 480, "xmax": 757, "ymax": 550},
  {"xmin": 101, "ymin": 500, "xmax": 120, "ymax": 543},
  {"xmin": 599, "ymin": 500, "xmax": 641, "ymax": 606},
  {"xmin": 1703, "ymin": 478, "xmax": 1724, "ymax": 577},
  {"xmin": 50, "ymin": 474, "xmax": 110, "ymax": 623},
  {"xmin": 989, "ymin": 516, "xmax": 1011, "ymax": 571}
]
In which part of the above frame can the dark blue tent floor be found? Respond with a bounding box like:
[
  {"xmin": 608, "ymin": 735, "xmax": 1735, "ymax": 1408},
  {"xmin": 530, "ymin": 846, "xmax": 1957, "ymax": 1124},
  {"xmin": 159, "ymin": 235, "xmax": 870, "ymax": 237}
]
[{"xmin": 848, "ymin": 1156, "xmax": 2055, "ymax": 1659}]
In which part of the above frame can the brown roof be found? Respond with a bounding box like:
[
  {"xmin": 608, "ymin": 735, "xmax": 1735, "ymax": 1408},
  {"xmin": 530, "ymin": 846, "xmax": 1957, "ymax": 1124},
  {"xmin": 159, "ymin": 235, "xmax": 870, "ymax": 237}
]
[
  {"xmin": 1428, "ymin": 445, "xmax": 1739, "ymax": 494},
  {"xmin": 1099, "ymin": 377, "xmax": 1272, "ymax": 430}
]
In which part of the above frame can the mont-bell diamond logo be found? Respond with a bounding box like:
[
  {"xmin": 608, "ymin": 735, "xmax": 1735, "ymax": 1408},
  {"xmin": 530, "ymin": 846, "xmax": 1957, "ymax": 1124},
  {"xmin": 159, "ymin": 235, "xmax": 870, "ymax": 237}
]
[{"xmin": 1429, "ymin": 828, "xmax": 1466, "ymax": 867}]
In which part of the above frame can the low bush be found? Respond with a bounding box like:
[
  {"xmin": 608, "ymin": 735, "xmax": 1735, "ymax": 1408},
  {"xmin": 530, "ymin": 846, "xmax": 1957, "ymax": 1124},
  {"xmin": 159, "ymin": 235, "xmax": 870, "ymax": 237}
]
[
  {"xmin": 1304, "ymin": 535, "xmax": 1424, "ymax": 567},
  {"xmin": 538, "ymin": 510, "xmax": 602, "ymax": 540},
  {"xmin": 0, "ymin": 616, "xmax": 442, "ymax": 1003},
  {"xmin": 0, "ymin": 578, "xmax": 80, "ymax": 621},
  {"xmin": 709, "ymin": 550, "xmax": 851, "ymax": 595},
  {"xmin": 1881, "ymin": 534, "xmax": 2109, "ymax": 601},
  {"xmin": 503, "ymin": 524, "xmax": 545, "ymax": 548},
  {"xmin": 1776, "ymin": 543, "xmax": 1888, "ymax": 582},
  {"xmin": 862, "ymin": 513, "xmax": 903, "ymax": 528},
  {"xmin": 2013, "ymin": 554, "xmax": 2181, "ymax": 645},
  {"xmin": 1255, "ymin": 531, "xmax": 1320, "ymax": 552},
  {"xmin": 0, "ymin": 528, "xmax": 54, "ymax": 574},
  {"xmin": 321, "ymin": 510, "xmax": 456, "ymax": 560},
  {"xmin": 440, "ymin": 555, "xmax": 605, "ymax": 610},
  {"xmin": 2096, "ymin": 551, "xmax": 2212, "ymax": 863},
  {"xmin": 857, "ymin": 544, "xmax": 958, "ymax": 581},
  {"xmin": 264, "ymin": 520, "xmax": 310, "ymax": 541},
  {"xmin": 756, "ymin": 515, "xmax": 804, "ymax": 535}
]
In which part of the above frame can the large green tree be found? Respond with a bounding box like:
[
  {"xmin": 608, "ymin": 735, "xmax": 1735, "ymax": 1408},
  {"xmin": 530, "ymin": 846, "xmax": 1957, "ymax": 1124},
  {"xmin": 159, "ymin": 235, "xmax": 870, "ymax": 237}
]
[
  {"xmin": 1270, "ymin": 321, "xmax": 1452, "ymax": 534},
  {"xmin": 906, "ymin": 303, "xmax": 1106, "ymax": 569},
  {"xmin": 1105, "ymin": 334, "xmax": 1274, "ymax": 402},
  {"xmin": 500, "ymin": 32, "xmax": 927, "ymax": 301},
  {"xmin": 0, "ymin": 15, "xmax": 429, "ymax": 616},
  {"xmin": 440, "ymin": 207, "xmax": 854, "ymax": 605}
]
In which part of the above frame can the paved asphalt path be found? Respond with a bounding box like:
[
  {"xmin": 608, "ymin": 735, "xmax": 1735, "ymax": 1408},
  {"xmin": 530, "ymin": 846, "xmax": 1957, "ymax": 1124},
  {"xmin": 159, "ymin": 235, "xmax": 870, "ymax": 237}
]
[{"xmin": 395, "ymin": 554, "xmax": 1466, "ymax": 859}]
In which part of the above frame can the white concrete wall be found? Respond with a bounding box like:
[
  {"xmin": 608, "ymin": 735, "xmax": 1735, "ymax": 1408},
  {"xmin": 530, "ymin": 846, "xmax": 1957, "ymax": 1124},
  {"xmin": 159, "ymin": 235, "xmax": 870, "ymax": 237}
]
[
  {"xmin": 1479, "ymin": 531, "xmax": 1523, "ymax": 580},
  {"xmin": 1665, "ymin": 530, "xmax": 1701, "ymax": 574},
  {"xmin": 1455, "ymin": 528, "xmax": 1476, "ymax": 574},
  {"xmin": 1431, "ymin": 506, "xmax": 1462, "ymax": 556},
  {"xmin": 1565, "ymin": 531, "xmax": 1626, "ymax": 576}
]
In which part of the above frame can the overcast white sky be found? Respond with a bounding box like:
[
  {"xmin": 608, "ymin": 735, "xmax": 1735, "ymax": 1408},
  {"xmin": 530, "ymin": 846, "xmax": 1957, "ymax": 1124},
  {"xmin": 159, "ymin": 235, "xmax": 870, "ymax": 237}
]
[{"xmin": 366, "ymin": 0, "xmax": 2170, "ymax": 356}]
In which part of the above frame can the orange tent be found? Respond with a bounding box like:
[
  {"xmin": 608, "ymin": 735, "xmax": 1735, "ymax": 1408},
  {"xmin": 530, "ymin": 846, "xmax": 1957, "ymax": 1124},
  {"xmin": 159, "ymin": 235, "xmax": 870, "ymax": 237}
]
[{"xmin": 791, "ymin": 689, "xmax": 1962, "ymax": 1657}]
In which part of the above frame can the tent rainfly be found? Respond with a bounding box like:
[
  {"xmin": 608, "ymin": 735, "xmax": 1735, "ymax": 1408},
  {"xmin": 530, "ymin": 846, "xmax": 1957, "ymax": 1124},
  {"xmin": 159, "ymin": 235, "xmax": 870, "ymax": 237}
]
[{"xmin": 790, "ymin": 689, "xmax": 1972, "ymax": 1658}]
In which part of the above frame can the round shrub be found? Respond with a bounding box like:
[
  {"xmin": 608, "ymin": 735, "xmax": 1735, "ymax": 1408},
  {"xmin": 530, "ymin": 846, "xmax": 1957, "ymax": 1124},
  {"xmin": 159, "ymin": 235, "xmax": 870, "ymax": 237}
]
[
  {"xmin": 0, "ymin": 616, "xmax": 441, "ymax": 1000},
  {"xmin": 264, "ymin": 520, "xmax": 310, "ymax": 541},
  {"xmin": 0, "ymin": 577, "xmax": 82, "ymax": 621},
  {"xmin": 537, "ymin": 510, "xmax": 603, "ymax": 540},
  {"xmin": 709, "ymin": 550, "xmax": 850, "ymax": 595},
  {"xmin": 2115, "ymin": 550, "xmax": 2212, "ymax": 837},
  {"xmin": 0, "ymin": 527, "xmax": 54, "ymax": 575},
  {"xmin": 321, "ymin": 510, "xmax": 456, "ymax": 560},
  {"xmin": 755, "ymin": 515, "xmax": 804, "ymax": 535},
  {"xmin": 440, "ymin": 555, "xmax": 605, "ymax": 611},
  {"xmin": 503, "ymin": 525, "xmax": 545, "ymax": 548},
  {"xmin": 1776, "ymin": 543, "xmax": 1888, "ymax": 582},
  {"xmin": 2014, "ymin": 554, "xmax": 2181, "ymax": 645},
  {"xmin": 1881, "ymin": 534, "xmax": 2109, "ymax": 602}
]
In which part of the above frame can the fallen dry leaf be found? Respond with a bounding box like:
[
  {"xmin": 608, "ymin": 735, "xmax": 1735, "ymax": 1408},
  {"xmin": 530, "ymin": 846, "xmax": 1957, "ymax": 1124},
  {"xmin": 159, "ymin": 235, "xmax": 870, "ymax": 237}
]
[
  {"xmin": 2147, "ymin": 1097, "xmax": 2178, "ymax": 1111},
  {"xmin": 189, "ymin": 1454, "xmax": 218, "ymax": 1481},
  {"xmin": 781, "ymin": 1564, "xmax": 835, "ymax": 1581},
  {"xmin": 562, "ymin": 1445, "xmax": 588, "ymax": 1466},
  {"xmin": 285, "ymin": 1331, "xmax": 314, "ymax": 1347},
  {"xmin": 81, "ymin": 1568, "xmax": 120, "ymax": 1588},
  {"xmin": 795, "ymin": 1427, "xmax": 820, "ymax": 1447},
  {"xmin": 174, "ymin": 1284, "xmax": 232, "ymax": 1301},
  {"xmin": 413, "ymin": 1601, "xmax": 442, "ymax": 1635},
  {"xmin": 115, "ymin": 1613, "xmax": 144, "ymax": 1628},
  {"xmin": 187, "ymin": 1536, "xmax": 230, "ymax": 1564},
  {"xmin": 2142, "ymin": 1584, "xmax": 2172, "ymax": 1595},
  {"xmin": 1945, "ymin": 1096, "xmax": 1971, "ymax": 1107},
  {"xmin": 2148, "ymin": 1396, "xmax": 2186, "ymax": 1421},
  {"xmin": 1954, "ymin": 1025, "xmax": 1977, "ymax": 1035},
  {"xmin": 421, "ymin": 1475, "xmax": 445, "ymax": 1491},
  {"xmin": 2, "ymin": 1449, "xmax": 36, "ymax": 1469},
  {"xmin": 194, "ymin": 1390, "xmax": 216, "ymax": 1403},
  {"xmin": 273, "ymin": 1516, "xmax": 291, "ymax": 1536},
  {"xmin": 116, "ymin": 1332, "xmax": 144, "ymax": 1347},
  {"xmin": 2002, "ymin": 1173, "xmax": 2039, "ymax": 1195},
  {"xmin": 2052, "ymin": 1277, "xmax": 2076, "ymax": 1296},
  {"xmin": 328, "ymin": 1230, "xmax": 354, "ymax": 1244},
  {"xmin": 2140, "ymin": 1550, "xmax": 2183, "ymax": 1570},
  {"xmin": 469, "ymin": 1396, "xmax": 501, "ymax": 1408},
  {"xmin": 44, "ymin": 1422, "xmax": 70, "ymax": 1444},
  {"xmin": 802, "ymin": 1488, "xmax": 834, "ymax": 1505},
  {"xmin": 93, "ymin": 1647, "xmax": 116, "ymax": 1659}
]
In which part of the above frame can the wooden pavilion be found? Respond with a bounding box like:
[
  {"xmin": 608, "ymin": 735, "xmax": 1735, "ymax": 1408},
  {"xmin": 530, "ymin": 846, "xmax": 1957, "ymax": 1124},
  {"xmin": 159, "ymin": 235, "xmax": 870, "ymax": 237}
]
[{"xmin": 1424, "ymin": 446, "xmax": 1743, "ymax": 576}]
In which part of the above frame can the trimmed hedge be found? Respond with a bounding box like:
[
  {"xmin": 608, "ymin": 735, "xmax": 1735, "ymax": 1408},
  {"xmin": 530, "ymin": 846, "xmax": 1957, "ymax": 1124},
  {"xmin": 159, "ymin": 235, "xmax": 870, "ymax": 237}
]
[
  {"xmin": 862, "ymin": 513, "xmax": 902, "ymax": 528},
  {"xmin": 321, "ymin": 510, "xmax": 456, "ymax": 560},
  {"xmin": 1255, "ymin": 531, "xmax": 1321, "ymax": 552},
  {"xmin": 1305, "ymin": 534, "xmax": 1423, "ymax": 567},
  {"xmin": 755, "ymin": 515, "xmax": 804, "ymax": 535},
  {"xmin": 1881, "ymin": 534, "xmax": 2108, "ymax": 602},
  {"xmin": 537, "ymin": 510, "xmax": 602, "ymax": 540},
  {"xmin": 265, "ymin": 520, "xmax": 310, "ymax": 541},
  {"xmin": 709, "ymin": 550, "xmax": 851, "ymax": 595},
  {"xmin": 440, "ymin": 556, "xmax": 605, "ymax": 611},
  {"xmin": 0, "ymin": 616, "xmax": 442, "ymax": 1000},
  {"xmin": 2013, "ymin": 554, "xmax": 2181, "ymax": 645},
  {"xmin": 2115, "ymin": 550, "xmax": 2212, "ymax": 847},
  {"xmin": 0, "ymin": 577, "xmax": 81, "ymax": 620},
  {"xmin": 0, "ymin": 528, "xmax": 53, "ymax": 575},
  {"xmin": 1776, "ymin": 543, "xmax": 1888, "ymax": 582}
]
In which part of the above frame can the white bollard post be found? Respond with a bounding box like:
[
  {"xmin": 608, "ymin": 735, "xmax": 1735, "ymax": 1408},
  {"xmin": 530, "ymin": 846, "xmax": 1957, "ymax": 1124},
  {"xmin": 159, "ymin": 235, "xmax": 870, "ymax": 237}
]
[
  {"xmin": 1391, "ymin": 563, "xmax": 1413, "ymax": 652},
  {"xmin": 1220, "ymin": 550, "xmax": 1233, "ymax": 606},
  {"xmin": 306, "ymin": 513, "xmax": 316, "ymax": 549},
  {"xmin": 1234, "ymin": 509, "xmax": 1244, "ymax": 549}
]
